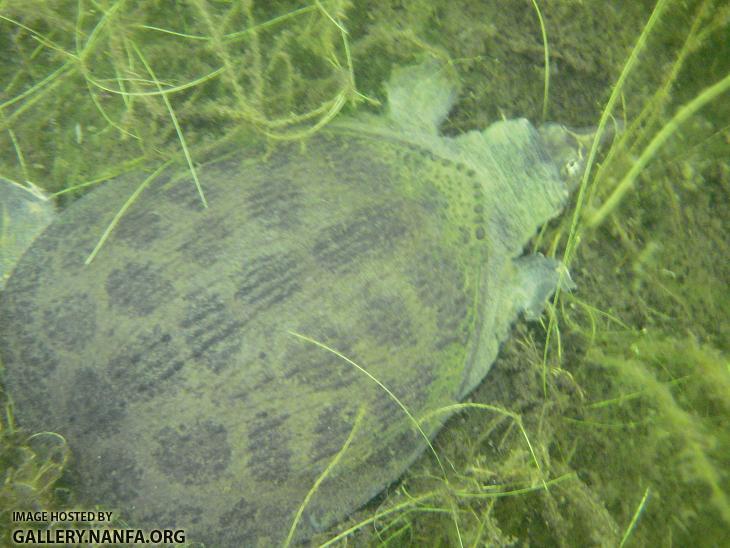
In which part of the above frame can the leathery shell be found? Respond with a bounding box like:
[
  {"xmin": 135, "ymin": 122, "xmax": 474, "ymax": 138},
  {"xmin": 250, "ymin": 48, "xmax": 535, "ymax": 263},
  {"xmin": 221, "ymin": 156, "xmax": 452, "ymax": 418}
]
[{"xmin": 0, "ymin": 63, "xmax": 572, "ymax": 545}]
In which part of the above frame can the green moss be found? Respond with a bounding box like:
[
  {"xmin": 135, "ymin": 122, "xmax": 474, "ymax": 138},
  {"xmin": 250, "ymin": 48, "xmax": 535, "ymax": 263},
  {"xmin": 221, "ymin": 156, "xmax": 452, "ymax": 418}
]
[
  {"xmin": 1, "ymin": 0, "xmax": 728, "ymax": 546},
  {"xmin": 0, "ymin": 400, "xmax": 69, "ymax": 544}
]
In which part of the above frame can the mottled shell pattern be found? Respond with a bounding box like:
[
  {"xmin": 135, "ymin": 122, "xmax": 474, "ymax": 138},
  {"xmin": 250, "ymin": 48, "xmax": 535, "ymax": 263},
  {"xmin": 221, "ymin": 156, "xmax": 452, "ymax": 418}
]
[{"xmin": 0, "ymin": 62, "xmax": 577, "ymax": 545}]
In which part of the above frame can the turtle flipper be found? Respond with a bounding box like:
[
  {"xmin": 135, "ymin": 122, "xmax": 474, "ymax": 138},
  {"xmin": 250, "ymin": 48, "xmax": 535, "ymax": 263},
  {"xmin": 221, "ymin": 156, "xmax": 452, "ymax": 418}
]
[
  {"xmin": 0, "ymin": 178, "xmax": 56, "ymax": 289},
  {"xmin": 385, "ymin": 60, "xmax": 459, "ymax": 134},
  {"xmin": 511, "ymin": 254, "xmax": 574, "ymax": 320}
]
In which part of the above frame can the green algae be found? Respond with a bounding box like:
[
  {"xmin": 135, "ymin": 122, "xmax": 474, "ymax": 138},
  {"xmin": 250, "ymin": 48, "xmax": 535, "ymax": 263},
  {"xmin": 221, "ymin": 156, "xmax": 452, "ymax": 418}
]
[{"xmin": 1, "ymin": 0, "xmax": 728, "ymax": 546}]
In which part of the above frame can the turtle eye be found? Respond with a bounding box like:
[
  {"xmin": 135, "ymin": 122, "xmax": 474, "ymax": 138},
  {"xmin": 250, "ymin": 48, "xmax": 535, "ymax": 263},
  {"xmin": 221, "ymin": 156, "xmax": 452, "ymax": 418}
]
[{"xmin": 562, "ymin": 157, "xmax": 582, "ymax": 179}]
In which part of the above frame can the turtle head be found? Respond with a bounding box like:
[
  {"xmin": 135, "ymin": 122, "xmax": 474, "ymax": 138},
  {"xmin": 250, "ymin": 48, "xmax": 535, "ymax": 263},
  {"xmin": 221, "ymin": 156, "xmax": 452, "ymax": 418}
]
[{"xmin": 538, "ymin": 121, "xmax": 622, "ymax": 189}]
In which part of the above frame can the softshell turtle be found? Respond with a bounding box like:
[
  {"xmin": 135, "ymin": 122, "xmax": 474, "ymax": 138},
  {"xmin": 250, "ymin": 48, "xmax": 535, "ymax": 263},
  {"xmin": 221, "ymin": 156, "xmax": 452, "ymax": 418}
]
[{"xmin": 0, "ymin": 62, "xmax": 585, "ymax": 546}]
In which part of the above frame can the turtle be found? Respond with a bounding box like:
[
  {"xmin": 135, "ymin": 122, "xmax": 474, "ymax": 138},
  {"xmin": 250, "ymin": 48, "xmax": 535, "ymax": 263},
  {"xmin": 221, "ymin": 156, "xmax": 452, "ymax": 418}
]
[{"xmin": 0, "ymin": 61, "xmax": 588, "ymax": 546}]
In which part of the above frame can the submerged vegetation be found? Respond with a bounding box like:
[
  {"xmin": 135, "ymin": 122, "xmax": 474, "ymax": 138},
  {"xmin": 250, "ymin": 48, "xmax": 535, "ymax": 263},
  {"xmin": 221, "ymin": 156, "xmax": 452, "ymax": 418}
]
[{"xmin": 1, "ymin": 0, "xmax": 728, "ymax": 546}]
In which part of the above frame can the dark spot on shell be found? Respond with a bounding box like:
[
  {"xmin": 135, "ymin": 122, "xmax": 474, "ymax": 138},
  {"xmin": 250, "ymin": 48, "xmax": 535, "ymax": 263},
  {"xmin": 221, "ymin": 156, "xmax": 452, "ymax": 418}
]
[
  {"xmin": 247, "ymin": 410, "xmax": 292, "ymax": 483},
  {"xmin": 2, "ymin": 340, "xmax": 58, "ymax": 422},
  {"xmin": 257, "ymin": 501, "xmax": 302, "ymax": 538},
  {"xmin": 216, "ymin": 497, "xmax": 258, "ymax": 545},
  {"xmin": 60, "ymin": 235, "xmax": 98, "ymax": 271},
  {"xmin": 42, "ymin": 292, "xmax": 96, "ymax": 351},
  {"xmin": 177, "ymin": 215, "xmax": 231, "ymax": 267},
  {"xmin": 415, "ymin": 185, "xmax": 448, "ymax": 216},
  {"xmin": 474, "ymin": 204, "xmax": 484, "ymax": 214},
  {"xmin": 107, "ymin": 325, "xmax": 185, "ymax": 402},
  {"xmin": 46, "ymin": 208, "xmax": 103, "ymax": 270},
  {"xmin": 234, "ymin": 253, "xmax": 302, "ymax": 309},
  {"xmin": 4, "ymin": 241, "xmax": 54, "ymax": 299},
  {"xmin": 106, "ymin": 261, "xmax": 174, "ymax": 316},
  {"xmin": 245, "ymin": 177, "xmax": 302, "ymax": 229},
  {"xmin": 32, "ymin": 226, "xmax": 62, "ymax": 254},
  {"xmin": 0, "ymin": 288, "xmax": 38, "ymax": 335},
  {"xmin": 226, "ymin": 351, "xmax": 278, "ymax": 402},
  {"xmin": 76, "ymin": 448, "xmax": 143, "ymax": 505},
  {"xmin": 312, "ymin": 204, "xmax": 408, "ymax": 273},
  {"xmin": 310, "ymin": 402, "xmax": 357, "ymax": 464},
  {"xmin": 163, "ymin": 179, "xmax": 211, "ymax": 212},
  {"xmin": 283, "ymin": 323, "xmax": 358, "ymax": 390},
  {"xmin": 22, "ymin": 338, "xmax": 60, "ymax": 374},
  {"xmin": 66, "ymin": 368, "xmax": 126, "ymax": 437},
  {"xmin": 475, "ymin": 226, "xmax": 486, "ymax": 240},
  {"xmin": 154, "ymin": 419, "xmax": 231, "ymax": 485},
  {"xmin": 371, "ymin": 389, "xmax": 407, "ymax": 433},
  {"xmin": 408, "ymin": 253, "xmax": 470, "ymax": 349},
  {"xmin": 363, "ymin": 289, "xmax": 413, "ymax": 346},
  {"xmin": 144, "ymin": 503, "xmax": 205, "ymax": 533},
  {"xmin": 459, "ymin": 226, "xmax": 470, "ymax": 243},
  {"xmin": 306, "ymin": 135, "xmax": 394, "ymax": 193},
  {"xmin": 250, "ymin": 367, "xmax": 277, "ymax": 392},
  {"xmin": 403, "ymin": 363, "xmax": 438, "ymax": 410},
  {"xmin": 179, "ymin": 291, "xmax": 244, "ymax": 373},
  {"xmin": 113, "ymin": 208, "xmax": 165, "ymax": 249}
]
